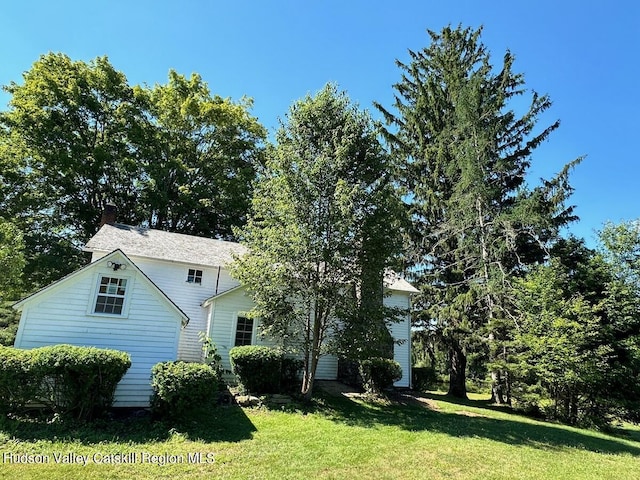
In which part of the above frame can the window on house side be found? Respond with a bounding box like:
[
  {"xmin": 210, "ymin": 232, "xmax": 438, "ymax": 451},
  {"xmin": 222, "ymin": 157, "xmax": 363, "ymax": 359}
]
[
  {"xmin": 94, "ymin": 276, "xmax": 127, "ymax": 315},
  {"xmin": 187, "ymin": 269, "xmax": 203, "ymax": 284},
  {"xmin": 234, "ymin": 316, "xmax": 254, "ymax": 346}
]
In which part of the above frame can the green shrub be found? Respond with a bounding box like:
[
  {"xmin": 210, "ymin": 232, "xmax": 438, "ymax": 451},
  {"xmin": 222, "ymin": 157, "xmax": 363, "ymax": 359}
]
[
  {"xmin": 151, "ymin": 361, "xmax": 219, "ymax": 418},
  {"xmin": 30, "ymin": 345, "xmax": 131, "ymax": 419},
  {"xmin": 199, "ymin": 332, "xmax": 225, "ymax": 381},
  {"xmin": 229, "ymin": 346, "xmax": 285, "ymax": 394},
  {"xmin": 0, "ymin": 302, "xmax": 20, "ymax": 346},
  {"xmin": 412, "ymin": 366, "xmax": 439, "ymax": 392},
  {"xmin": 359, "ymin": 357, "xmax": 402, "ymax": 394},
  {"xmin": 0, "ymin": 346, "xmax": 36, "ymax": 412},
  {"xmin": 0, "ymin": 344, "xmax": 130, "ymax": 419}
]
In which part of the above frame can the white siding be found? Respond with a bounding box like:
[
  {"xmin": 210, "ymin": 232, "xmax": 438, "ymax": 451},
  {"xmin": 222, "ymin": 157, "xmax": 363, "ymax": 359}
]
[
  {"xmin": 15, "ymin": 257, "xmax": 182, "ymax": 407},
  {"xmin": 206, "ymin": 289, "xmax": 338, "ymax": 381},
  {"xmin": 91, "ymin": 251, "xmax": 414, "ymax": 388},
  {"xmin": 97, "ymin": 255, "xmax": 240, "ymax": 362},
  {"xmin": 385, "ymin": 291, "xmax": 412, "ymax": 387},
  {"xmin": 316, "ymin": 354, "xmax": 338, "ymax": 380},
  {"xmin": 205, "ymin": 287, "xmax": 260, "ymax": 373}
]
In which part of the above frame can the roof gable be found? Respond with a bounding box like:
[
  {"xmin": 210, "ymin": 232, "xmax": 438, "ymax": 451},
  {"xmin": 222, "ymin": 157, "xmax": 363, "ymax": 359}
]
[
  {"xmin": 14, "ymin": 249, "xmax": 189, "ymax": 325},
  {"xmin": 84, "ymin": 223, "xmax": 247, "ymax": 268}
]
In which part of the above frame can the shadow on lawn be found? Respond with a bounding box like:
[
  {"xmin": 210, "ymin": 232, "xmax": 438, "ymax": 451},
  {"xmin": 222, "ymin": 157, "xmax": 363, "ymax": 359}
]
[
  {"xmin": 0, "ymin": 405, "xmax": 256, "ymax": 445},
  {"xmin": 319, "ymin": 391, "xmax": 640, "ymax": 457}
]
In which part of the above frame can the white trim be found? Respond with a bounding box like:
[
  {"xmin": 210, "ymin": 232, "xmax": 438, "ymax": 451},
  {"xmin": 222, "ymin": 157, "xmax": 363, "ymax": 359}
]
[
  {"xmin": 201, "ymin": 285, "xmax": 244, "ymax": 307},
  {"xmin": 13, "ymin": 249, "xmax": 189, "ymax": 326},
  {"xmin": 86, "ymin": 272, "xmax": 135, "ymax": 318},
  {"xmin": 13, "ymin": 307, "xmax": 28, "ymax": 347}
]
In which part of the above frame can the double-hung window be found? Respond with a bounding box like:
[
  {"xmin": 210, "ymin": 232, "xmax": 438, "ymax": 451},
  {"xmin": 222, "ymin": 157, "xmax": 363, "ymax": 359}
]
[
  {"xmin": 234, "ymin": 316, "xmax": 254, "ymax": 346},
  {"xmin": 94, "ymin": 276, "xmax": 127, "ymax": 315}
]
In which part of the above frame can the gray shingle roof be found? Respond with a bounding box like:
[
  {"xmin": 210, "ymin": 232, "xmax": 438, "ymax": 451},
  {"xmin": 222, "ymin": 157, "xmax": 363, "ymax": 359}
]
[
  {"xmin": 384, "ymin": 269, "xmax": 420, "ymax": 293},
  {"xmin": 84, "ymin": 223, "xmax": 247, "ymax": 268}
]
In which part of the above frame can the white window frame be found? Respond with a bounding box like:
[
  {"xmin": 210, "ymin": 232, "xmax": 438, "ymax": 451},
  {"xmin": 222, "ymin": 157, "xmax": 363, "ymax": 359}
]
[
  {"xmin": 89, "ymin": 273, "xmax": 133, "ymax": 318},
  {"xmin": 186, "ymin": 268, "xmax": 203, "ymax": 284}
]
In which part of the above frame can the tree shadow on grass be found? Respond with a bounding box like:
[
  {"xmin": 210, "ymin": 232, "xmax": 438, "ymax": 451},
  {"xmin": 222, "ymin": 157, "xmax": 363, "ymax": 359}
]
[
  {"xmin": 318, "ymin": 391, "xmax": 640, "ymax": 457},
  {"xmin": 0, "ymin": 405, "xmax": 256, "ymax": 445}
]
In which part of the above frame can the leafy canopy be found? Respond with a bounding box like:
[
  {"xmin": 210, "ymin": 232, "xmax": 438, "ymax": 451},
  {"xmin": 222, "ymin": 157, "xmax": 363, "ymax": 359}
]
[{"xmin": 232, "ymin": 83, "xmax": 402, "ymax": 398}]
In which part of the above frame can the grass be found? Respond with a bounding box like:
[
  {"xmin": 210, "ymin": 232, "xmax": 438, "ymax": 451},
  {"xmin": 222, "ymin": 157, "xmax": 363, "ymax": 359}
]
[{"xmin": 1, "ymin": 389, "xmax": 640, "ymax": 479}]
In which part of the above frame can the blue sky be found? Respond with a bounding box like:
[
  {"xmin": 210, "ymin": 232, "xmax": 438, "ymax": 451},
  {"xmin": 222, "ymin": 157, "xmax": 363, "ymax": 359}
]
[{"xmin": 1, "ymin": 1, "xmax": 638, "ymax": 246}]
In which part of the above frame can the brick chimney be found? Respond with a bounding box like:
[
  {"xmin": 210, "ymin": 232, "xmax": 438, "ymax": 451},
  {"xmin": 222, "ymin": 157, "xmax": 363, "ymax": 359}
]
[{"xmin": 100, "ymin": 203, "xmax": 117, "ymax": 227}]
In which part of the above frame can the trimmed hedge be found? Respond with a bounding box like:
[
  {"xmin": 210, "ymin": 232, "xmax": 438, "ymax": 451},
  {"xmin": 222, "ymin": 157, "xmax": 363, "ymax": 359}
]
[
  {"xmin": 151, "ymin": 361, "xmax": 219, "ymax": 418},
  {"xmin": 359, "ymin": 357, "xmax": 402, "ymax": 394},
  {"xmin": 0, "ymin": 347, "xmax": 35, "ymax": 412},
  {"xmin": 229, "ymin": 346, "xmax": 302, "ymax": 394},
  {"xmin": 412, "ymin": 366, "xmax": 440, "ymax": 392},
  {"xmin": 0, "ymin": 345, "xmax": 131, "ymax": 419}
]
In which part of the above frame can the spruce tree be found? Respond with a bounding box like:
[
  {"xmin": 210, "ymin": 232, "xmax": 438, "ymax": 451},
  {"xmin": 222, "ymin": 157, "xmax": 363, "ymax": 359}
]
[{"xmin": 376, "ymin": 25, "xmax": 579, "ymax": 399}]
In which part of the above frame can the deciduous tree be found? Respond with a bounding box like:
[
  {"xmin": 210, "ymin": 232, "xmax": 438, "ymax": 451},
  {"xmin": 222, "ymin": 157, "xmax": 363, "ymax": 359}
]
[
  {"xmin": 512, "ymin": 235, "xmax": 640, "ymax": 426},
  {"xmin": 1, "ymin": 54, "xmax": 266, "ymax": 287},
  {"xmin": 232, "ymin": 84, "xmax": 401, "ymax": 400},
  {"xmin": 135, "ymin": 71, "xmax": 266, "ymax": 238}
]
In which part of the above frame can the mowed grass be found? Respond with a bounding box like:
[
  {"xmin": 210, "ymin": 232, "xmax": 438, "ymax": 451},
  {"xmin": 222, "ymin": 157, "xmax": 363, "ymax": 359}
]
[{"xmin": 1, "ymin": 389, "xmax": 640, "ymax": 480}]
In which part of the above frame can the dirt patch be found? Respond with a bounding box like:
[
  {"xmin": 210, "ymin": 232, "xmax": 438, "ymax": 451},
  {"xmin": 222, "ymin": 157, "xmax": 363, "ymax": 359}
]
[
  {"xmin": 392, "ymin": 392, "xmax": 441, "ymax": 411},
  {"xmin": 454, "ymin": 410, "xmax": 487, "ymax": 418},
  {"xmin": 317, "ymin": 380, "xmax": 363, "ymax": 398}
]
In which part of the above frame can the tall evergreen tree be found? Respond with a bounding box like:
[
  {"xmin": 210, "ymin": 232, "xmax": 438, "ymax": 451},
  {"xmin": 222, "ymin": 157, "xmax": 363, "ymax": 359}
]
[
  {"xmin": 376, "ymin": 25, "xmax": 578, "ymax": 399},
  {"xmin": 232, "ymin": 84, "xmax": 402, "ymax": 400}
]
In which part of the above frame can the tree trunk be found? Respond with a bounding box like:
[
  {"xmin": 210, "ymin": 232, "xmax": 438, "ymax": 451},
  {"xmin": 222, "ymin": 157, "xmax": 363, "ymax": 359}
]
[
  {"xmin": 491, "ymin": 369, "xmax": 504, "ymax": 405},
  {"xmin": 301, "ymin": 309, "xmax": 323, "ymax": 402},
  {"xmin": 448, "ymin": 341, "xmax": 468, "ymax": 399}
]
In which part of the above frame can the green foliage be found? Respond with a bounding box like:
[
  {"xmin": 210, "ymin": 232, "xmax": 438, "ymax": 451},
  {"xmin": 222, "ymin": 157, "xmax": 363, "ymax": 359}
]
[
  {"xmin": 229, "ymin": 345, "xmax": 283, "ymax": 394},
  {"xmin": 0, "ymin": 302, "xmax": 20, "ymax": 346},
  {"xmin": 412, "ymin": 366, "xmax": 440, "ymax": 392},
  {"xmin": 1, "ymin": 53, "xmax": 144, "ymax": 284},
  {"xmin": 0, "ymin": 219, "xmax": 25, "ymax": 300},
  {"xmin": 511, "ymin": 235, "xmax": 640, "ymax": 427},
  {"xmin": 0, "ymin": 344, "xmax": 130, "ymax": 419},
  {"xmin": 134, "ymin": 70, "xmax": 266, "ymax": 238},
  {"xmin": 199, "ymin": 331, "xmax": 225, "ymax": 379},
  {"xmin": 150, "ymin": 361, "xmax": 219, "ymax": 419},
  {"xmin": 0, "ymin": 347, "xmax": 36, "ymax": 412},
  {"xmin": 376, "ymin": 25, "xmax": 578, "ymax": 400},
  {"xmin": 599, "ymin": 219, "xmax": 640, "ymax": 287},
  {"xmin": 359, "ymin": 357, "xmax": 402, "ymax": 394},
  {"xmin": 228, "ymin": 345, "xmax": 303, "ymax": 394},
  {"xmin": 280, "ymin": 357, "xmax": 304, "ymax": 392},
  {"xmin": 232, "ymin": 83, "xmax": 402, "ymax": 399},
  {"xmin": 1, "ymin": 53, "xmax": 265, "ymax": 288}
]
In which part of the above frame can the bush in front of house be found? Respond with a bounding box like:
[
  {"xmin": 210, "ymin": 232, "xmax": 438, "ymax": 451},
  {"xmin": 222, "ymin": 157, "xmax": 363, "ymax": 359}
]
[
  {"xmin": 0, "ymin": 346, "xmax": 37, "ymax": 412},
  {"xmin": 229, "ymin": 345, "xmax": 295, "ymax": 394},
  {"xmin": 0, "ymin": 344, "xmax": 131, "ymax": 419},
  {"xmin": 150, "ymin": 361, "xmax": 219, "ymax": 419},
  {"xmin": 359, "ymin": 357, "xmax": 402, "ymax": 394},
  {"xmin": 30, "ymin": 345, "xmax": 131, "ymax": 419}
]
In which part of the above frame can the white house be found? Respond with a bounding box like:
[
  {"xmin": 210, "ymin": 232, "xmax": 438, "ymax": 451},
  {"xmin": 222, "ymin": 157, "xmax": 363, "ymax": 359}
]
[{"xmin": 13, "ymin": 220, "xmax": 418, "ymax": 407}]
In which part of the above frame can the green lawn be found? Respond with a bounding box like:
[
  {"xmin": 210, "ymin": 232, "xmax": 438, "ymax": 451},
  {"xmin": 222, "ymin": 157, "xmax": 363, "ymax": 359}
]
[{"xmin": 1, "ymin": 389, "xmax": 639, "ymax": 479}]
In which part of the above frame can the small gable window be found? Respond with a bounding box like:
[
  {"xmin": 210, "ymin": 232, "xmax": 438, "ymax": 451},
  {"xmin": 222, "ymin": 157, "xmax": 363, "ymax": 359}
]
[
  {"xmin": 94, "ymin": 276, "xmax": 127, "ymax": 315},
  {"xmin": 187, "ymin": 269, "xmax": 203, "ymax": 284},
  {"xmin": 234, "ymin": 316, "xmax": 254, "ymax": 346}
]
